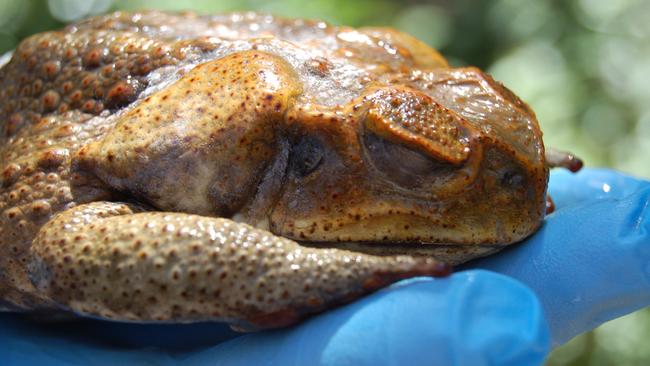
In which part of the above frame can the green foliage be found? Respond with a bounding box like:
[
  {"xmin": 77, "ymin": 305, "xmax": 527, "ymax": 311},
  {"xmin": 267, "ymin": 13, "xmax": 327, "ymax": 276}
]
[{"xmin": 1, "ymin": 0, "xmax": 649, "ymax": 364}]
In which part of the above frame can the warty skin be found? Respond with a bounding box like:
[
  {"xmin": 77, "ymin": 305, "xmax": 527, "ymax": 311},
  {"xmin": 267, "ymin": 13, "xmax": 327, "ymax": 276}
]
[{"xmin": 0, "ymin": 11, "xmax": 556, "ymax": 329}]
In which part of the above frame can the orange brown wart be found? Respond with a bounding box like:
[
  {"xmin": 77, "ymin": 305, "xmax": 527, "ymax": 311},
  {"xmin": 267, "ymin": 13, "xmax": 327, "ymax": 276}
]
[{"xmin": 0, "ymin": 11, "xmax": 577, "ymax": 329}]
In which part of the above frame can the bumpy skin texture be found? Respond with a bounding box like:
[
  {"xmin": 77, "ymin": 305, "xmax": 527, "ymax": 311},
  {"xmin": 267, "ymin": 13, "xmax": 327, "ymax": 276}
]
[{"xmin": 0, "ymin": 11, "xmax": 547, "ymax": 328}]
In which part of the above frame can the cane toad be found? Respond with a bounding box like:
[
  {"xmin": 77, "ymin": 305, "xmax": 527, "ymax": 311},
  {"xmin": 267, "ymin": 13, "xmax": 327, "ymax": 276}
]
[{"xmin": 0, "ymin": 11, "xmax": 580, "ymax": 329}]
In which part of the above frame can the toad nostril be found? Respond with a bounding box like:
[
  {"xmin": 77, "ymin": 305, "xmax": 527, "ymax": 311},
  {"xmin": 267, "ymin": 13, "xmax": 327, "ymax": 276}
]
[{"xmin": 500, "ymin": 169, "xmax": 524, "ymax": 188}]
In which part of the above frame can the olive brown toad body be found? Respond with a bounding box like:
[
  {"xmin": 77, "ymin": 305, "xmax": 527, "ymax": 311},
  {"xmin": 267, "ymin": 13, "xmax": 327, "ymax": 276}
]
[{"xmin": 0, "ymin": 11, "xmax": 573, "ymax": 329}]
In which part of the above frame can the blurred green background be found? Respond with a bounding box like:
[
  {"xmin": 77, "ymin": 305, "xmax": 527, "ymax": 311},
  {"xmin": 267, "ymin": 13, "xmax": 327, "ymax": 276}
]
[{"xmin": 1, "ymin": 0, "xmax": 649, "ymax": 364}]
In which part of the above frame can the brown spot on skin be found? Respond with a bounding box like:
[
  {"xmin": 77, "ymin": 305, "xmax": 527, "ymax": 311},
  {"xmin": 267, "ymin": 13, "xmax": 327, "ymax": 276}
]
[
  {"xmin": 2, "ymin": 163, "xmax": 22, "ymax": 185},
  {"xmin": 106, "ymin": 82, "xmax": 135, "ymax": 107},
  {"xmin": 5, "ymin": 113, "xmax": 24, "ymax": 136},
  {"xmin": 30, "ymin": 201, "xmax": 51, "ymax": 216},
  {"xmin": 82, "ymin": 100, "xmax": 96, "ymax": 112},
  {"xmin": 69, "ymin": 90, "xmax": 83, "ymax": 103},
  {"xmin": 83, "ymin": 48, "xmax": 105, "ymax": 67},
  {"xmin": 306, "ymin": 58, "xmax": 331, "ymax": 77},
  {"xmin": 5, "ymin": 208, "xmax": 21, "ymax": 220},
  {"xmin": 37, "ymin": 149, "xmax": 69, "ymax": 169},
  {"xmin": 41, "ymin": 90, "xmax": 61, "ymax": 112}
]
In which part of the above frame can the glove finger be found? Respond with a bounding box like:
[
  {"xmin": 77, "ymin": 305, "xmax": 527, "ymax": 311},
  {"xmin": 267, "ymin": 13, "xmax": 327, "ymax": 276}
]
[
  {"xmin": 182, "ymin": 270, "xmax": 549, "ymax": 366},
  {"xmin": 469, "ymin": 183, "xmax": 650, "ymax": 347},
  {"xmin": 549, "ymin": 168, "xmax": 648, "ymax": 210}
]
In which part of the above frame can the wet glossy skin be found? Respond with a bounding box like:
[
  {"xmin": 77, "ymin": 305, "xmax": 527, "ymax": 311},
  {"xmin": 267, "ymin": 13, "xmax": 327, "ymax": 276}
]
[{"xmin": 1, "ymin": 11, "xmax": 549, "ymax": 329}]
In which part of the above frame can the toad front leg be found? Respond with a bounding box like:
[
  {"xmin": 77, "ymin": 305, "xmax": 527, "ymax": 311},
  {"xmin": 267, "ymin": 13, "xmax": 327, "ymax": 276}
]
[{"xmin": 27, "ymin": 202, "xmax": 449, "ymax": 330}]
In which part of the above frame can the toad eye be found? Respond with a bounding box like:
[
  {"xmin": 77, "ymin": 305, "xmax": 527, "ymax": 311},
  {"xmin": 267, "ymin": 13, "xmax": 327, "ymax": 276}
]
[
  {"xmin": 290, "ymin": 137, "xmax": 324, "ymax": 177},
  {"xmin": 362, "ymin": 131, "xmax": 457, "ymax": 190}
]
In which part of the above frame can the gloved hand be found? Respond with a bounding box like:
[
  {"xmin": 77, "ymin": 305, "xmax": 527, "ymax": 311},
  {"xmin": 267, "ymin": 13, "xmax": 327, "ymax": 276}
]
[{"xmin": 1, "ymin": 168, "xmax": 648, "ymax": 366}]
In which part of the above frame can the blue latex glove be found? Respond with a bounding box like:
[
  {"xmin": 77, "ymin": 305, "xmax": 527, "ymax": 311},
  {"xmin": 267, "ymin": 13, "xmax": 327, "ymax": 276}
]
[{"xmin": 1, "ymin": 168, "xmax": 648, "ymax": 365}]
